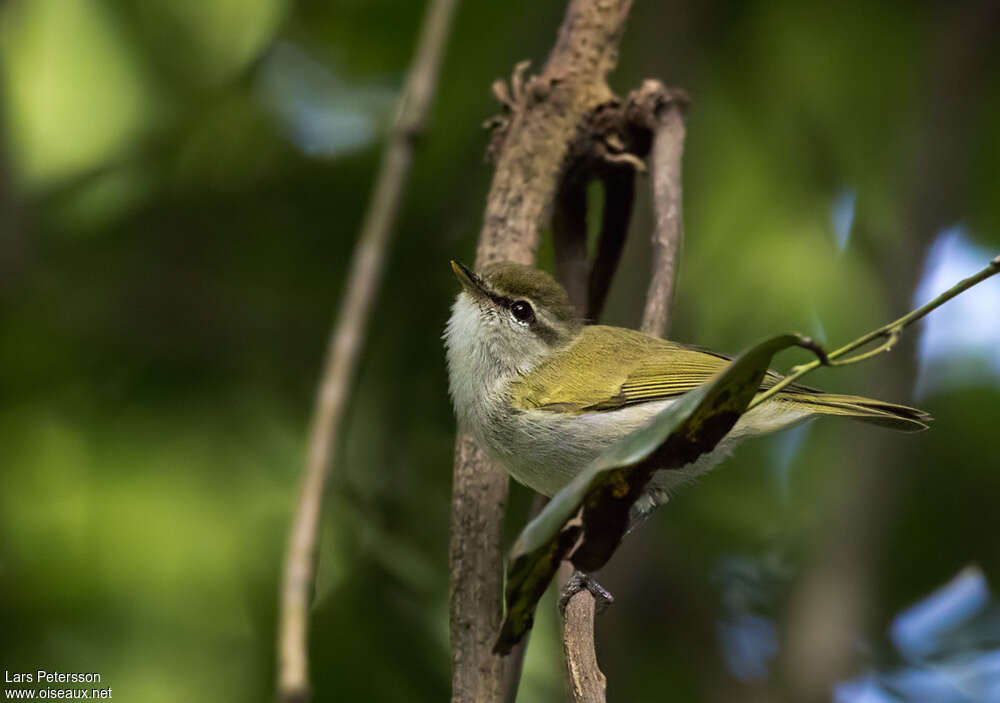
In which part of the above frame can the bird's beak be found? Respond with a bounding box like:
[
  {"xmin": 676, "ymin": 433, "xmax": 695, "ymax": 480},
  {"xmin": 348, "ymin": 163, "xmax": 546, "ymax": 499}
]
[{"xmin": 451, "ymin": 260, "xmax": 488, "ymax": 300}]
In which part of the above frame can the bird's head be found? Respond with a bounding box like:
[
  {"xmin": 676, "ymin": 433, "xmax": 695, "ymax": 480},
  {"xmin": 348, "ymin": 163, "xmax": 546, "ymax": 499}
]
[{"xmin": 445, "ymin": 260, "xmax": 582, "ymax": 379}]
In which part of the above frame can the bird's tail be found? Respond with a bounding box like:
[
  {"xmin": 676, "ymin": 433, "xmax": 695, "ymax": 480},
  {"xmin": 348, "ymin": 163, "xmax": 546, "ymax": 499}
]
[{"xmin": 786, "ymin": 393, "xmax": 931, "ymax": 432}]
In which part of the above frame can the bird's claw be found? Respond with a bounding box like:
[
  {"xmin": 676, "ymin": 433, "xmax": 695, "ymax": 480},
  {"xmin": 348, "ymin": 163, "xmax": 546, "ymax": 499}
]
[{"xmin": 558, "ymin": 571, "xmax": 614, "ymax": 616}]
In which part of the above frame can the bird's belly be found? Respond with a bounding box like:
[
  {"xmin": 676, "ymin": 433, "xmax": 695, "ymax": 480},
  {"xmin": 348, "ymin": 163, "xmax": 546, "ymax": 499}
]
[
  {"xmin": 488, "ymin": 400, "xmax": 678, "ymax": 497},
  {"xmin": 482, "ymin": 398, "xmax": 816, "ymax": 500}
]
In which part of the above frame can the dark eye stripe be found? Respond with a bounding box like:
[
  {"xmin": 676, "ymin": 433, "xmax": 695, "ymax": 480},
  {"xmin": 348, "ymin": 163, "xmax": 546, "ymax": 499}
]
[
  {"xmin": 481, "ymin": 285, "xmax": 560, "ymax": 344},
  {"xmin": 484, "ymin": 289, "xmax": 521, "ymax": 315},
  {"xmin": 485, "ymin": 290, "xmax": 514, "ymax": 309},
  {"xmin": 532, "ymin": 319, "xmax": 561, "ymax": 346}
]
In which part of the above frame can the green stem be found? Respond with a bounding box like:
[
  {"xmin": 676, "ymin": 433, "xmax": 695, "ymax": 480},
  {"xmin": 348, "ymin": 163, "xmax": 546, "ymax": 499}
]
[{"xmin": 748, "ymin": 254, "xmax": 1000, "ymax": 410}]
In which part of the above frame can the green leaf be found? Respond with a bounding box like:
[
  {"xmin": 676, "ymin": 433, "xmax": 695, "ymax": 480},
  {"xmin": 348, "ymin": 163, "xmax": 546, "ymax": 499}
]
[{"xmin": 494, "ymin": 334, "xmax": 823, "ymax": 654}]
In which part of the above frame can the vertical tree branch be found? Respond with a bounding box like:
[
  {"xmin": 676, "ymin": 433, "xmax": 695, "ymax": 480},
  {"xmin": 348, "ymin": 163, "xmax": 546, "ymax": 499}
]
[
  {"xmin": 560, "ymin": 562, "xmax": 608, "ymax": 701},
  {"xmin": 537, "ymin": 166, "xmax": 635, "ymax": 703},
  {"xmin": 277, "ymin": 0, "xmax": 460, "ymax": 699},
  {"xmin": 553, "ymin": 181, "xmax": 590, "ymax": 314},
  {"xmin": 450, "ymin": 2, "xmax": 635, "ymax": 701},
  {"xmin": 554, "ymin": 200, "xmax": 609, "ymax": 702},
  {"xmin": 553, "ymin": 169, "xmax": 637, "ymax": 323},
  {"xmin": 631, "ymin": 81, "xmax": 688, "ymax": 338},
  {"xmin": 557, "ymin": 82, "xmax": 689, "ymax": 703},
  {"xmin": 587, "ymin": 170, "xmax": 635, "ymax": 321}
]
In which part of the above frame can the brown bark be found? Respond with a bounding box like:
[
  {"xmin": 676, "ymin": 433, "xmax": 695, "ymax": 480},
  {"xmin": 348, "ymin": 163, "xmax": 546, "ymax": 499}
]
[
  {"xmin": 586, "ymin": 170, "xmax": 634, "ymax": 321},
  {"xmin": 449, "ymin": 2, "xmax": 636, "ymax": 701},
  {"xmin": 277, "ymin": 0, "xmax": 461, "ymax": 699},
  {"xmin": 560, "ymin": 563, "xmax": 608, "ymax": 702},
  {"xmin": 636, "ymin": 83, "xmax": 688, "ymax": 338},
  {"xmin": 555, "ymin": 82, "xmax": 689, "ymax": 703},
  {"xmin": 553, "ymin": 181, "xmax": 591, "ymax": 314}
]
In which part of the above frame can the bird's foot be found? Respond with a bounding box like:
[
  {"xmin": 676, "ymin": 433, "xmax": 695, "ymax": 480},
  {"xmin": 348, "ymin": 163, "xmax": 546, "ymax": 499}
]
[{"xmin": 558, "ymin": 570, "xmax": 614, "ymax": 616}]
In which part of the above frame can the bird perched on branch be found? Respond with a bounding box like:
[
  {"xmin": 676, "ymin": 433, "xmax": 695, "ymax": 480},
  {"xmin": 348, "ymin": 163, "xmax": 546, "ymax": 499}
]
[{"xmin": 444, "ymin": 261, "xmax": 928, "ymax": 511}]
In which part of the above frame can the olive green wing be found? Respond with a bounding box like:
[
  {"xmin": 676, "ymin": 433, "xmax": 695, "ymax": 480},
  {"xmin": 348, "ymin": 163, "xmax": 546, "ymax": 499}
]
[
  {"xmin": 510, "ymin": 325, "xmax": 743, "ymax": 413},
  {"xmin": 510, "ymin": 325, "xmax": 930, "ymax": 431}
]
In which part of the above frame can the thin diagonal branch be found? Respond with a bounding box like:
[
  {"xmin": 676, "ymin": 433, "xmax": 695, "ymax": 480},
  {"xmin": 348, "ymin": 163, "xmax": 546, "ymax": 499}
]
[
  {"xmin": 778, "ymin": 9, "xmax": 999, "ymax": 694},
  {"xmin": 277, "ymin": 0, "xmax": 460, "ymax": 699},
  {"xmin": 749, "ymin": 254, "xmax": 1000, "ymax": 411}
]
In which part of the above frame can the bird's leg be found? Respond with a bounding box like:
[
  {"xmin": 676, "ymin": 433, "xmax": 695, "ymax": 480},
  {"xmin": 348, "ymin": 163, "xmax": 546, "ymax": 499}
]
[{"xmin": 558, "ymin": 570, "xmax": 614, "ymax": 615}]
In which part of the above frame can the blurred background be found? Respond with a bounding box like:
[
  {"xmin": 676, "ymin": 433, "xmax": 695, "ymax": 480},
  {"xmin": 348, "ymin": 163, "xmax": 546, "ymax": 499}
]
[{"xmin": 2, "ymin": 0, "xmax": 999, "ymax": 701}]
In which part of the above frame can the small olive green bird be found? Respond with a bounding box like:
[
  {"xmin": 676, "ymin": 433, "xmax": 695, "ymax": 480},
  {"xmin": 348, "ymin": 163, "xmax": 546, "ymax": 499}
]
[{"xmin": 445, "ymin": 261, "xmax": 929, "ymax": 511}]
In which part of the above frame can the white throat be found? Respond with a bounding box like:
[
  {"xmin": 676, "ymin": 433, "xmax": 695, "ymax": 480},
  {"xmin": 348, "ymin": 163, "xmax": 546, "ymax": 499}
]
[{"xmin": 444, "ymin": 292, "xmax": 544, "ymax": 430}]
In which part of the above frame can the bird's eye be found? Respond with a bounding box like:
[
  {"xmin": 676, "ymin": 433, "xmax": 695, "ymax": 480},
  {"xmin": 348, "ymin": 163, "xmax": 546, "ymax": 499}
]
[{"xmin": 510, "ymin": 300, "xmax": 535, "ymax": 323}]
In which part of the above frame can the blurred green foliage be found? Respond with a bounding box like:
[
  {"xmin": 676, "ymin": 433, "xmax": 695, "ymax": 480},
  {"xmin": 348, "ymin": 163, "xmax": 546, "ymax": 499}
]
[{"xmin": 1, "ymin": 0, "xmax": 999, "ymax": 701}]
